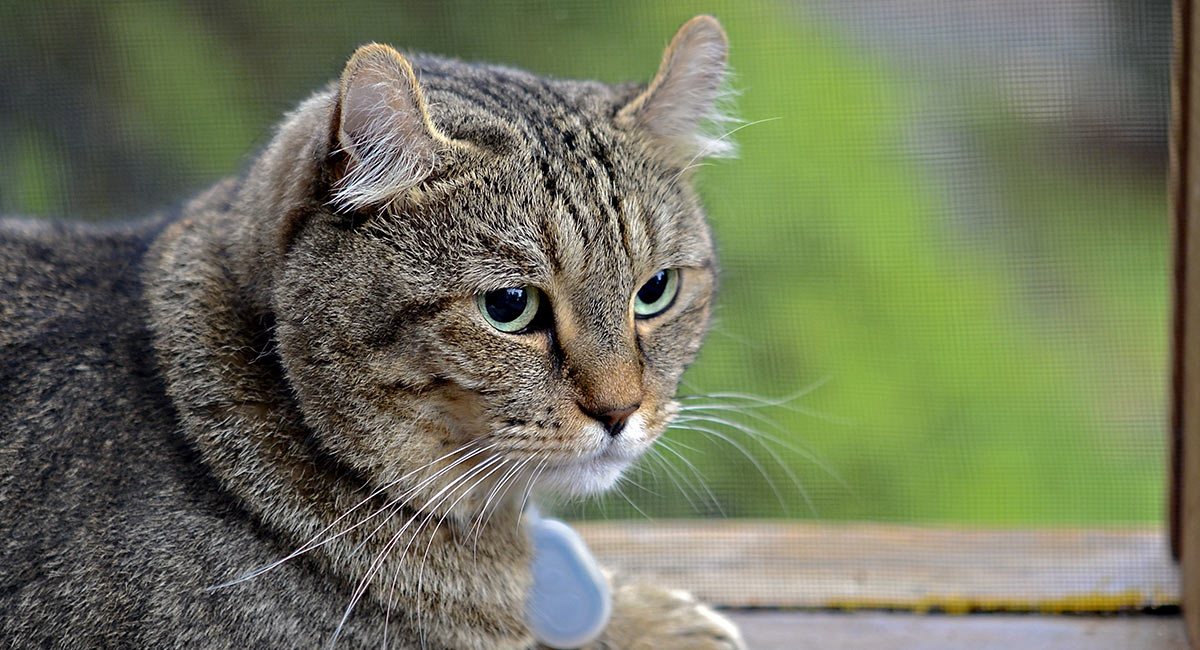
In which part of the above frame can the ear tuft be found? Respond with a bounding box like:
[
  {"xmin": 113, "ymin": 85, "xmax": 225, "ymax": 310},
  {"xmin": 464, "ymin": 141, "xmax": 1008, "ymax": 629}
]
[
  {"xmin": 617, "ymin": 15, "xmax": 738, "ymax": 160},
  {"xmin": 332, "ymin": 43, "xmax": 449, "ymax": 211}
]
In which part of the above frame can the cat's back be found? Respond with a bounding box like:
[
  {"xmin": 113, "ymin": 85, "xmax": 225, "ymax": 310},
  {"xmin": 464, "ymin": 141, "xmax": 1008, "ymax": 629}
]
[
  {"xmin": 0, "ymin": 216, "xmax": 187, "ymax": 644},
  {"xmin": 0, "ymin": 215, "xmax": 175, "ymax": 545},
  {"xmin": 1, "ymin": 216, "xmax": 159, "ymax": 344},
  {"xmin": 0, "ymin": 217, "xmax": 169, "ymax": 434}
]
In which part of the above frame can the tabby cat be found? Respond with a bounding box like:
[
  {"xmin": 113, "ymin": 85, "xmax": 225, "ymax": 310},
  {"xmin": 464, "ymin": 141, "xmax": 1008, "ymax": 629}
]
[{"xmin": 0, "ymin": 15, "xmax": 745, "ymax": 649}]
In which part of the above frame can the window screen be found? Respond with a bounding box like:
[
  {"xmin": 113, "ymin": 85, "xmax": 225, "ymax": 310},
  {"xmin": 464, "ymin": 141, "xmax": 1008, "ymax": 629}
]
[{"xmin": 0, "ymin": 0, "xmax": 1175, "ymax": 611}]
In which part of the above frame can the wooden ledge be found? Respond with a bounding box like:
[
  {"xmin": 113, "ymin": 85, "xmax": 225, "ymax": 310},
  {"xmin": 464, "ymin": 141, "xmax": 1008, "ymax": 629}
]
[
  {"xmin": 725, "ymin": 610, "xmax": 1187, "ymax": 650},
  {"xmin": 571, "ymin": 520, "xmax": 1179, "ymax": 611}
]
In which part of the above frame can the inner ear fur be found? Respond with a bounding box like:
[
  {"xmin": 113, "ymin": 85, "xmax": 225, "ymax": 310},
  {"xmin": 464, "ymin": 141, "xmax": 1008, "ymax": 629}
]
[
  {"xmin": 331, "ymin": 43, "xmax": 457, "ymax": 211},
  {"xmin": 616, "ymin": 15, "xmax": 737, "ymax": 160}
]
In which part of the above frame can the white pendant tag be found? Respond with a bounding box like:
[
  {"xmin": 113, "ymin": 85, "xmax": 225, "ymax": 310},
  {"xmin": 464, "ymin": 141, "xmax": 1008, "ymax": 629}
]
[{"xmin": 525, "ymin": 508, "xmax": 612, "ymax": 649}]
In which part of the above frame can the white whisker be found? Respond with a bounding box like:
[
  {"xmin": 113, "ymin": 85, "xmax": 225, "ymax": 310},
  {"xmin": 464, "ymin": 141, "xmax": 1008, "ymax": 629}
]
[
  {"xmin": 645, "ymin": 447, "xmax": 705, "ymax": 513},
  {"xmin": 611, "ymin": 483, "xmax": 652, "ymax": 520},
  {"xmin": 679, "ymin": 377, "xmax": 834, "ymax": 411},
  {"xmin": 345, "ymin": 443, "xmax": 502, "ymax": 559},
  {"xmin": 209, "ymin": 440, "xmax": 496, "ymax": 590},
  {"xmin": 674, "ymin": 414, "xmax": 815, "ymax": 516},
  {"xmin": 673, "ymin": 411, "xmax": 849, "ymax": 494},
  {"xmin": 516, "ymin": 456, "xmax": 551, "ymax": 531},
  {"xmin": 414, "ymin": 456, "xmax": 512, "ymax": 648},
  {"xmin": 666, "ymin": 422, "xmax": 789, "ymax": 513},
  {"xmin": 472, "ymin": 453, "xmax": 540, "ymax": 559},
  {"xmin": 655, "ymin": 439, "xmax": 726, "ymax": 516},
  {"xmin": 328, "ymin": 454, "xmax": 505, "ymax": 649}
]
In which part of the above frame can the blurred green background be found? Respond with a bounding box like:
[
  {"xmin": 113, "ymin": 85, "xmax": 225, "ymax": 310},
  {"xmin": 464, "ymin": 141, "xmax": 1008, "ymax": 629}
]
[{"xmin": 0, "ymin": 0, "xmax": 1170, "ymax": 526}]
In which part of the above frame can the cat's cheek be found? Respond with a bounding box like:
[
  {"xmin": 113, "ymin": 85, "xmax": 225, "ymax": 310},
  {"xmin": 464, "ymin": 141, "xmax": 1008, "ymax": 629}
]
[{"xmin": 427, "ymin": 382, "xmax": 494, "ymax": 444}]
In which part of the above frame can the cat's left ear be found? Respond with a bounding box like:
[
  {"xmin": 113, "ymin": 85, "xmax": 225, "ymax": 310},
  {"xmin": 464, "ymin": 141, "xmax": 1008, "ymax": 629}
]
[
  {"xmin": 616, "ymin": 15, "xmax": 736, "ymax": 160},
  {"xmin": 331, "ymin": 43, "xmax": 461, "ymax": 211}
]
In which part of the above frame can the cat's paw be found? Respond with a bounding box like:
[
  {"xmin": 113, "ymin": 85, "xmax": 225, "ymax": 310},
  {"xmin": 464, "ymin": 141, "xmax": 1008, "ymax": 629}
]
[{"xmin": 597, "ymin": 583, "xmax": 745, "ymax": 650}]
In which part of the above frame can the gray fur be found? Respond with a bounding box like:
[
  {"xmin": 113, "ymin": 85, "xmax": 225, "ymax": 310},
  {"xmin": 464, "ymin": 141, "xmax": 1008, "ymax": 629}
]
[{"xmin": 0, "ymin": 16, "xmax": 744, "ymax": 649}]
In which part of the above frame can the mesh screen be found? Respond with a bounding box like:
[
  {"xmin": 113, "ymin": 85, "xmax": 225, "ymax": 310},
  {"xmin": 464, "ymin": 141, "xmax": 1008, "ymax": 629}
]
[{"xmin": 0, "ymin": 0, "xmax": 1175, "ymax": 609}]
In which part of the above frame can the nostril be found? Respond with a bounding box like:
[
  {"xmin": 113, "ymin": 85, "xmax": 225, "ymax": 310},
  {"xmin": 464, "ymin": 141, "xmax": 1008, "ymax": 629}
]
[
  {"xmin": 604, "ymin": 418, "xmax": 628, "ymax": 437},
  {"xmin": 577, "ymin": 402, "xmax": 640, "ymax": 437}
]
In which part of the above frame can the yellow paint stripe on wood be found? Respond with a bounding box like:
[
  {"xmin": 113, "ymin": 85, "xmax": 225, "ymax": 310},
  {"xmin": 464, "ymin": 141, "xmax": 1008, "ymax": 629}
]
[{"xmin": 571, "ymin": 520, "xmax": 1180, "ymax": 611}]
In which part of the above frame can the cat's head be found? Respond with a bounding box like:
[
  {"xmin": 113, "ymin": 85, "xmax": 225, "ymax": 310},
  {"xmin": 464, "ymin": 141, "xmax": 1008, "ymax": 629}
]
[{"xmin": 258, "ymin": 16, "xmax": 733, "ymax": 510}]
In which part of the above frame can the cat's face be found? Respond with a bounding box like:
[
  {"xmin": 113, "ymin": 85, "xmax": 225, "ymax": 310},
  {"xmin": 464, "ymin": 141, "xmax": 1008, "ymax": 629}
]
[{"xmin": 271, "ymin": 18, "xmax": 731, "ymax": 510}]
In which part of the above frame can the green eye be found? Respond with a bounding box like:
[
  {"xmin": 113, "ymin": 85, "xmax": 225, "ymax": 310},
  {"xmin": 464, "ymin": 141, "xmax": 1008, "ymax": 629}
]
[
  {"xmin": 633, "ymin": 268, "xmax": 679, "ymax": 319},
  {"xmin": 478, "ymin": 286, "xmax": 542, "ymax": 333}
]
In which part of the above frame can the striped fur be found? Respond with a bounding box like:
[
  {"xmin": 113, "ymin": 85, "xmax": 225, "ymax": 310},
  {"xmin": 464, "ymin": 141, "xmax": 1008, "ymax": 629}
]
[{"xmin": 0, "ymin": 16, "xmax": 744, "ymax": 649}]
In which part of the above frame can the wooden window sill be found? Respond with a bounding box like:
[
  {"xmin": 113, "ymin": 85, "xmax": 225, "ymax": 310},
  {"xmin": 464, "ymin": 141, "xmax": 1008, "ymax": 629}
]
[
  {"xmin": 726, "ymin": 610, "xmax": 1186, "ymax": 649},
  {"xmin": 568, "ymin": 521, "xmax": 1182, "ymax": 647},
  {"xmin": 572, "ymin": 521, "xmax": 1177, "ymax": 611}
]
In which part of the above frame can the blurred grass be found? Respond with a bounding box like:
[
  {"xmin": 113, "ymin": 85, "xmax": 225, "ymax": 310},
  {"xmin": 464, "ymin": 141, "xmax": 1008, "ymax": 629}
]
[{"xmin": 0, "ymin": 0, "xmax": 1168, "ymax": 525}]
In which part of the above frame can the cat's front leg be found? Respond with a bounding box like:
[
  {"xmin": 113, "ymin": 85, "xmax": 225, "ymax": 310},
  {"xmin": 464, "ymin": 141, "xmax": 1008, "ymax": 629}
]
[{"xmin": 587, "ymin": 580, "xmax": 746, "ymax": 650}]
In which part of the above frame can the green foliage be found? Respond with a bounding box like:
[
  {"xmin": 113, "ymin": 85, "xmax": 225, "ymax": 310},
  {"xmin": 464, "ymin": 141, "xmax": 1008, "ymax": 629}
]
[{"xmin": 1, "ymin": 0, "xmax": 1166, "ymax": 525}]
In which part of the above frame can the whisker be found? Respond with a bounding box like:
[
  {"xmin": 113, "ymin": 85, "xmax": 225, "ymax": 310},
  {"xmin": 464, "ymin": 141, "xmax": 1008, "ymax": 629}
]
[
  {"xmin": 673, "ymin": 411, "xmax": 850, "ymax": 495},
  {"xmin": 648, "ymin": 446, "xmax": 700, "ymax": 518},
  {"xmin": 516, "ymin": 456, "xmax": 551, "ymax": 531},
  {"xmin": 471, "ymin": 454, "xmax": 538, "ymax": 560},
  {"xmin": 615, "ymin": 471, "xmax": 659, "ymax": 497},
  {"xmin": 611, "ymin": 483, "xmax": 652, "ymax": 520},
  {"xmin": 674, "ymin": 414, "xmax": 816, "ymax": 516},
  {"xmin": 346, "ymin": 443, "xmax": 502, "ymax": 559},
  {"xmin": 327, "ymin": 454, "xmax": 506, "ymax": 648},
  {"xmin": 706, "ymin": 323, "xmax": 762, "ymax": 352},
  {"xmin": 680, "ymin": 400, "xmax": 849, "ymax": 427},
  {"xmin": 655, "ymin": 438, "xmax": 726, "ymax": 517},
  {"xmin": 330, "ymin": 507, "xmax": 421, "ymax": 649},
  {"xmin": 666, "ymin": 422, "xmax": 789, "ymax": 514},
  {"xmin": 641, "ymin": 448, "xmax": 700, "ymax": 513},
  {"xmin": 679, "ymin": 377, "xmax": 839, "ymax": 414},
  {"xmin": 659, "ymin": 432, "xmax": 704, "ymax": 454},
  {"xmin": 382, "ymin": 451, "xmax": 514, "ymax": 646},
  {"xmin": 414, "ymin": 457, "xmax": 513, "ymax": 648},
  {"xmin": 209, "ymin": 439, "xmax": 496, "ymax": 590}
]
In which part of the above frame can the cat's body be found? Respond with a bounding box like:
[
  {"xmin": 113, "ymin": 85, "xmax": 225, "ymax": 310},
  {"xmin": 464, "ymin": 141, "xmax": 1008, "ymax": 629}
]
[
  {"xmin": 1, "ymin": 210, "xmax": 527, "ymax": 648},
  {"xmin": 0, "ymin": 17, "xmax": 744, "ymax": 649}
]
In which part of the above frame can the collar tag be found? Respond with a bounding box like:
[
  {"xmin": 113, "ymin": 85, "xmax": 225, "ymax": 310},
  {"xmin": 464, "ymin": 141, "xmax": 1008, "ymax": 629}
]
[{"xmin": 525, "ymin": 508, "xmax": 612, "ymax": 649}]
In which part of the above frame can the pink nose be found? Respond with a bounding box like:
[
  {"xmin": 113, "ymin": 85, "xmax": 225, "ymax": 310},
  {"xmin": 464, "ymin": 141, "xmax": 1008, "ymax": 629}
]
[{"xmin": 577, "ymin": 402, "xmax": 640, "ymax": 436}]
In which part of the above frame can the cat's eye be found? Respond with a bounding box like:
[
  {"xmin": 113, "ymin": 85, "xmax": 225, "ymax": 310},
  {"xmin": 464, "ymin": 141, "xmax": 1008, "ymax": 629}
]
[
  {"xmin": 633, "ymin": 268, "xmax": 680, "ymax": 319},
  {"xmin": 478, "ymin": 286, "xmax": 543, "ymax": 333}
]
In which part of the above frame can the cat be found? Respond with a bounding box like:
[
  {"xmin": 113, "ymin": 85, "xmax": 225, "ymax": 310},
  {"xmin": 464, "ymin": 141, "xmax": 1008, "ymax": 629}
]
[{"xmin": 0, "ymin": 14, "xmax": 745, "ymax": 649}]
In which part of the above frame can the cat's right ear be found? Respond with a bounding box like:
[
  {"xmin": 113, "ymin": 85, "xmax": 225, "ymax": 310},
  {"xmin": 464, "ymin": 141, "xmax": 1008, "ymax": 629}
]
[{"xmin": 331, "ymin": 43, "xmax": 453, "ymax": 211}]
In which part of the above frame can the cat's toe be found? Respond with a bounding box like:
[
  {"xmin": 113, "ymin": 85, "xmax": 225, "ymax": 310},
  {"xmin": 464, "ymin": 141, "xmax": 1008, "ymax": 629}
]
[{"xmin": 601, "ymin": 584, "xmax": 746, "ymax": 650}]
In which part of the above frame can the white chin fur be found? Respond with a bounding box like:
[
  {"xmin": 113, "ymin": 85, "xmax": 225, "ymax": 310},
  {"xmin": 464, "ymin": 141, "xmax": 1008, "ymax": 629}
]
[
  {"xmin": 537, "ymin": 414, "xmax": 650, "ymax": 496},
  {"xmin": 538, "ymin": 456, "xmax": 631, "ymax": 496}
]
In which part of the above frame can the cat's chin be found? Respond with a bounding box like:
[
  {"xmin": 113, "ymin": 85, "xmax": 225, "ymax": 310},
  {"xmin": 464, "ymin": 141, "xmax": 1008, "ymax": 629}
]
[
  {"xmin": 535, "ymin": 415, "xmax": 658, "ymax": 495},
  {"xmin": 537, "ymin": 454, "xmax": 632, "ymax": 496}
]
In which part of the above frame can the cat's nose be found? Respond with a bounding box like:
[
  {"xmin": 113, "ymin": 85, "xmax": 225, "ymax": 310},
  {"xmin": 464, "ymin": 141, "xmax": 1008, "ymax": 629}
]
[{"xmin": 577, "ymin": 402, "xmax": 640, "ymax": 437}]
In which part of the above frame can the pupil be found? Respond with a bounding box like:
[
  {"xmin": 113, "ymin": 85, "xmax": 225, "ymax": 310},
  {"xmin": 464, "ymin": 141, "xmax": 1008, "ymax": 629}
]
[
  {"xmin": 485, "ymin": 288, "xmax": 528, "ymax": 323},
  {"xmin": 638, "ymin": 271, "xmax": 667, "ymax": 304}
]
